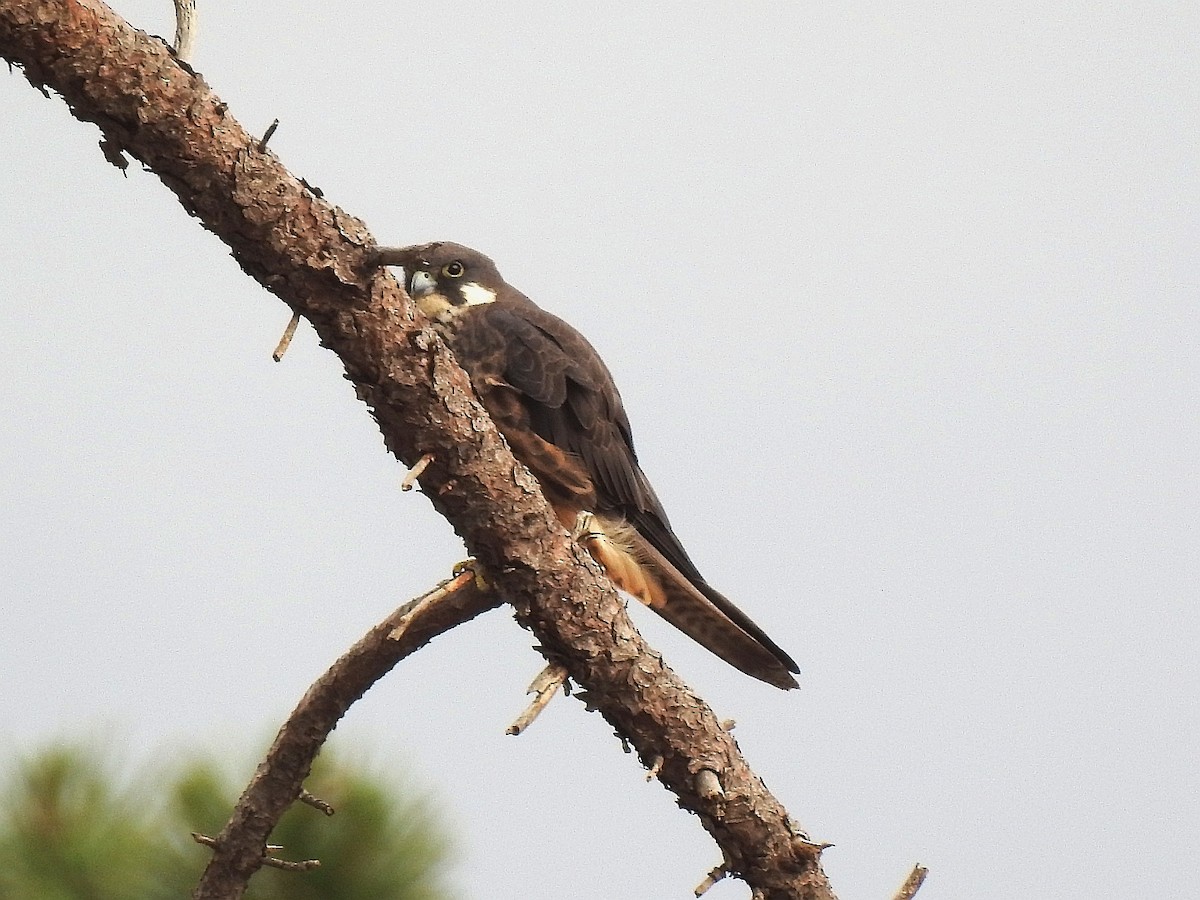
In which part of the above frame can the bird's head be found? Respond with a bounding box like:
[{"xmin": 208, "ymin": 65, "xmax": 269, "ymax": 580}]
[{"xmin": 386, "ymin": 242, "xmax": 503, "ymax": 325}]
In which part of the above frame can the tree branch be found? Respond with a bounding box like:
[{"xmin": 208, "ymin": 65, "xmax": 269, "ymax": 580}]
[
  {"xmin": 194, "ymin": 572, "xmax": 500, "ymax": 899},
  {"xmin": 1, "ymin": 3, "xmax": 837, "ymax": 898},
  {"xmin": 892, "ymin": 864, "xmax": 929, "ymax": 900}
]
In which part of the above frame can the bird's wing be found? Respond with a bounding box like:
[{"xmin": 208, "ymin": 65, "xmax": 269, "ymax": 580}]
[
  {"xmin": 485, "ymin": 302, "xmax": 799, "ymax": 684},
  {"xmin": 488, "ymin": 303, "xmax": 657, "ymax": 512},
  {"xmin": 492, "ymin": 305, "xmax": 716, "ymax": 571}
]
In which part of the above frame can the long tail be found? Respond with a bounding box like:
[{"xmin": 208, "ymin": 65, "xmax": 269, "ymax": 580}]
[{"xmin": 581, "ymin": 515, "xmax": 799, "ymax": 690}]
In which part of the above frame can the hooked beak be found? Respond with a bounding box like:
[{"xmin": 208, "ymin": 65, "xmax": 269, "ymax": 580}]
[{"xmin": 408, "ymin": 270, "xmax": 436, "ymax": 297}]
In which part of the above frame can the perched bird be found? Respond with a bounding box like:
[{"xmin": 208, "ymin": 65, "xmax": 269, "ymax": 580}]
[{"xmin": 385, "ymin": 242, "xmax": 799, "ymax": 689}]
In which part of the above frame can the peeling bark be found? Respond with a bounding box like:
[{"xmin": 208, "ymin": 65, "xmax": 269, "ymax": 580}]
[{"xmin": 1, "ymin": 3, "xmax": 838, "ymax": 898}]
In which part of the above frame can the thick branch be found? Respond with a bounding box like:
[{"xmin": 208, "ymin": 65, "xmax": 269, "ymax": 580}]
[{"xmin": 1, "ymin": 3, "xmax": 835, "ymax": 898}]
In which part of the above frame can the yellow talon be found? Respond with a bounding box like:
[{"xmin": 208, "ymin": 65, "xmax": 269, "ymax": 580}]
[{"xmin": 452, "ymin": 558, "xmax": 490, "ymax": 591}]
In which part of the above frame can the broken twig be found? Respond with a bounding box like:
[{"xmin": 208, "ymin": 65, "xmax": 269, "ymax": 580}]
[
  {"xmin": 172, "ymin": 0, "xmax": 197, "ymax": 63},
  {"xmin": 271, "ymin": 311, "xmax": 301, "ymax": 361},
  {"xmin": 694, "ymin": 863, "xmax": 728, "ymax": 897},
  {"xmin": 401, "ymin": 452, "xmax": 434, "ymax": 491},
  {"xmin": 192, "ymin": 833, "xmax": 320, "ymax": 872},
  {"xmin": 258, "ymin": 117, "xmax": 280, "ymax": 152},
  {"xmin": 507, "ymin": 662, "xmax": 570, "ymax": 735},
  {"xmin": 892, "ymin": 863, "xmax": 929, "ymax": 900},
  {"xmin": 388, "ymin": 568, "xmax": 479, "ymax": 642},
  {"xmin": 298, "ymin": 788, "xmax": 334, "ymax": 816}
]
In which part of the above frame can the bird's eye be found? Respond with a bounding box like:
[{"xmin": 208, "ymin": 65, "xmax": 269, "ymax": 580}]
[{"xmin": 442, "ymin": 261, "xmax": 465, "ymax": 278}]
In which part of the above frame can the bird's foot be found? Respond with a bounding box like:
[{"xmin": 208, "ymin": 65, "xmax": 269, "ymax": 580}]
[
  {"xmin": 571, "ymin": 512, "xmax": 666, "ymax": 611},
  {"xmin": 451, "ymin": 558, "xmax": 490, "ymax": 591},
  {"xmin": 571, "ymin": 511, "xmax": 605, "ymax": 545}
]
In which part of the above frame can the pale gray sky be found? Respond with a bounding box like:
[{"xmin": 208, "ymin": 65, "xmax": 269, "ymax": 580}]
[{"xmin": 2, "ymin": 3, "xmax": 1197, "ymax": 898}]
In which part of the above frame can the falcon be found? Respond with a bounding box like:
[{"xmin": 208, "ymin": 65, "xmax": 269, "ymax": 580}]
[{"xmin": 383, "ymin": 242, "xmax": 799, "ymax": 690}]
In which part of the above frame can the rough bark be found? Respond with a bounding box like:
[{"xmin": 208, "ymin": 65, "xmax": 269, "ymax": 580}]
[{"xmin": 0, "ymin": 2, "xmax": 837, "ymax": 898}]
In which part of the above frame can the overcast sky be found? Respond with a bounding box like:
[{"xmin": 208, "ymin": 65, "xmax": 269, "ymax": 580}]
[{"xmin": 3, "ymin": 3, "xmax": 1197, "ymax": 898}]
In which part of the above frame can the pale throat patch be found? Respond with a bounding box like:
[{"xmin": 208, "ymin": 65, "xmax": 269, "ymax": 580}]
[
  {"xmin": 415, "ymin": 281, "xmax": 498, "ymax": 325},
  {"xmin": 415, "ymin": 292, "xmax": 455, "ymax": 323}
]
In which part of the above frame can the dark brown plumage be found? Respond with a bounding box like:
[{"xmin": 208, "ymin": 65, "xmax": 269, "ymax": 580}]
[{"xmin": 388, "ymin": 241, "xmax": 799, "ymax": 689}]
